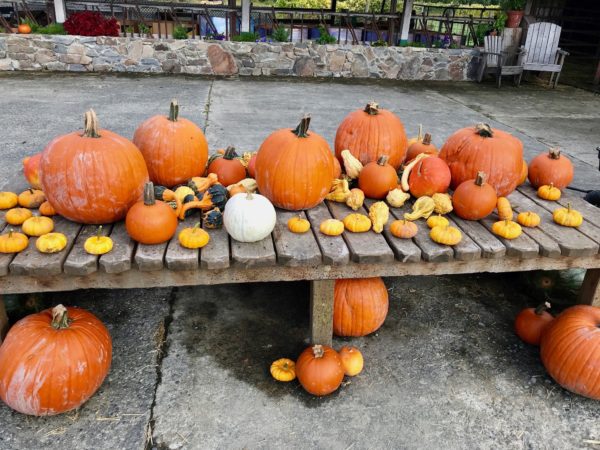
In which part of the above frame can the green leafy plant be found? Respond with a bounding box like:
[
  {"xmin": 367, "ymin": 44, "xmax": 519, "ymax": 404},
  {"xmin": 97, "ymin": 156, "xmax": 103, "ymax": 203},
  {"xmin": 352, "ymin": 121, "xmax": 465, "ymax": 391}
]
[
  {"xmin": 232, "ymin": 31, "xmax": 259, "ymax": 42},
  {"xmin": 138, "ymin": 23, "xmax": 150, "ymax": 35},
  {"xmin": 316, "ymin": 26, "xmax": 336, "ymax": 45},
  {"xmin": 0, "ymin": 26, "xmax": 6, "ymax": 33},
  {"xmin": 172, "ymin": 25, "xmax": 188, "ymax": 40},
  {"xmin": 36, "ymin": 23, "xmax": 66, "ymax": 35},
  {"xmin": 371, "ymin": 39, "xmax": 387, "ymax": 47},
  {"xmin": 272, "ymin": 26, "xmax": 289, "ymax": 42},
  {"xmin": 125, "ymin": 25, "xmax": 134, "ymax": 34},
  {"xmin": 494, "ymin": 12, "xmax": 507, "ymax": 32},
  {"xmin": 500, "ymin": 0, "xmax": 525, "ymax": 11}
]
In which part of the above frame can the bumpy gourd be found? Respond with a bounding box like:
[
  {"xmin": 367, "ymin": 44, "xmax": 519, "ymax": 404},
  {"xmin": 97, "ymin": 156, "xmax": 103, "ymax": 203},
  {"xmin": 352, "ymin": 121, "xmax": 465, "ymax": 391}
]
[
  {"xmin": 36, "ymin": 232, "xmax": 68, "ymax": 253},
  {"xmin": 537, "ymin": 184, "xmax": 561, "ymax": 201},
  {"xmin": 341, "ymin": 149, "xmax": 364, "ymax": 179},
  {"xmin": 343, "ymin": 213, "xmax": 372, "ymax": 233},
  {"xmin": 496, "ymin": 197, "xmax": 513, "ymax": 221},
  {"xmin": 426, "ymin": 214, "xmax": 449, "ymax": 229},
  {"xmin": 386, "ymin": 189, "xmax": 410, "ymax": 208},
  {"xmin": 390, "ymin": 220, "xmax": 418, "ymax": 239},
  {"xmin": 369, "ymin": 201, "xmax": 389, "ymax": 233},
  {"xmin": 346, "ymin": 188, "xmax": 365, "ymax": 211},
  {"xmin": 432, "ymin": 193, "xmax": 453, "ymax": 214},
  {"xmin": 320, "ymin": 219, "xmax": 344, "ymax": 236},
  {"xmin": 517, "ymin": 211, "xmax": 541, "ymax": 228},
  {"xmin": 430, "ymin": 225, "xmax": 462, "ymax": 246},
  {"xmin": 553, "ymin": 204, "xmax": 583, "ymax": 227},
  {"xmin": 492, "ymin": 220, "xmax": 522, "ymax": 239},
  {"xmin": 326, "ymin": 179, "xmax": 351, "ymax": 202},
  {"xmin": 404, "ymin": 196, "xmax": 435, "ymax": 221},
  {"xmin": 188, "ymin": 173, "xmax": 219, "ymax": 196}
]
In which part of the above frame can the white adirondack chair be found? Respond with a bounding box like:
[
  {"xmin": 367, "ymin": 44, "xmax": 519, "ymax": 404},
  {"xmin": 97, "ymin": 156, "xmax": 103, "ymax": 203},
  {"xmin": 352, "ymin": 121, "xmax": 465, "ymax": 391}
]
[
  {"xmin": 477, "ymin": 35, "xmax": 524, "ymax": 88},
  {"xmin": 519, "ymin": 22, "xmax": 569, "ymax": 88}
]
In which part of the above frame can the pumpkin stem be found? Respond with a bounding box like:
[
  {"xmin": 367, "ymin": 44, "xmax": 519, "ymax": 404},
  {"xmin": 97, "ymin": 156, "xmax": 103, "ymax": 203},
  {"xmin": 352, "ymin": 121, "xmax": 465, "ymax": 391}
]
[
  {"xmin": 193, "ymin": 222, "xmax": 201, "ymax": 232},
  {"xmin": 377, "ymin": 155, "xmax": 389, "ymax": 166},
  {"xmin": 51, "ymin": 304, "xmax": 71, "ymax": 330},
  {"xmin": 223, "ymin": 146, "xmax": 238, "ymax": 160},
  {"xmin": 96, "ymin": 225, "xmax": 103, "ymax": 241},
  {"xmin": 143, "ymin": 182, "xmax": 156, "ymax": 206},
  {"xmin": 475, "ymin": 171, "xmax": 487, "ymax": 186},
  {"xmin": 535, "ymin": 302, "xmax": 551, "ymax": 315},
  {"xmin": 549, "ymin": 148, "xmax": 561, "ymax": 160},
  {"xmin": 475, "ymin": 123, "xmax": 493, "ymax": 138},
  {"xmin": 364, "ymin": 101, "xmax": 379, "ymax": 115},
  {"xmin": 292, "ymin": 115, "xmax": 311, "ymax": 138},
  {"xmin": 245, "ymin": 192, "xmax": 254, "ymax": 201},
  {"xmin": 82, "ymin": 110, "xmax": 101, "ymax": 138},
  {"xmin": 8, "ymin": 229, "xmax": 13, "ymax": 238},
  {"xmin": 312, "ymin": 344, "xmax": 325, "ymax": 358},
  {"xmin": 567, "ymin": 202, "xmax": 571, "ymax": 212},
  {"xmin": 422, "ymin": 133, "xmax": 432, "ymax": 146},
  {"xmin": 168, "ymin": 99, "xmax": 179, "ymax": 122}
]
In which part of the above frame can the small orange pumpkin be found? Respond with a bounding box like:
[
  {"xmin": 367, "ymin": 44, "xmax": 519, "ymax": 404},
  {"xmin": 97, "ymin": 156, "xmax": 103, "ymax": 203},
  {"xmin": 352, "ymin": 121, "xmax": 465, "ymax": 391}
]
[{"xmin": 358, "ymin": 156, "xmax": 398, "ymax": 200}]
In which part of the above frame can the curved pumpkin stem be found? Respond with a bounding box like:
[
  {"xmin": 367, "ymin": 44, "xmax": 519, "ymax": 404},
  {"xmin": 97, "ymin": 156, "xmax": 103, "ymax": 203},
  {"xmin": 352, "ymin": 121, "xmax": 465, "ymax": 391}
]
[
  {"xmin": 377, "ymin": 155, "xmax": 389, "ymax": 166},
  {"xmin": 169, "ymin": 99, "xmax": 179, "ymax": 122},
  {"xmin": 422, "ymin": 133, "xmax": 432, "ymax": 146},
  {"xmin": 312, "ymin": 344, "xmax": 324, "ymax": 358},
  {"xmin": 535, "ymin": 301, "xmax": 551, "ymax": 315},
  {"xmin": 364, "ymin": 101, "xmax": 379, "ymax": 115},
  {"xmin": 475, "ymin": 171, "xmax": 487, "ymax": 187},
  {"xmin": 549, "ymin": 148, "xmax": 561, "ymax": 160},
  {"xmin": 292, "ymin": 115, "xmax": 311, "ymax": 138},
  {"xmin": 83, "ymin": 110, "xmax": 101, "ymax": 138},
  {"xmin": 223, "ymin": 146, "xmax": 239, "ymax": 160},
  {"xmin": 51, "ymin": 304, "xmax": 71, "ymax": 330},
  {"xmin": 143, "ymin": 182, "xmax": 156, "ymax": 206},
  {"xmin": 475, "ymin": 123, "xmax": 493, "ymax": 138}
]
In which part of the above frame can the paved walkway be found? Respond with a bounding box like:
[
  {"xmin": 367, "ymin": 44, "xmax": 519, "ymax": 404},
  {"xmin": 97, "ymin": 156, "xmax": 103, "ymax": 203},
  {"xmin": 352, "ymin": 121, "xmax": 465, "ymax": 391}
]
[{"xmin": 0, "ymin": 75, "xmax": 599, "ymax": 450}]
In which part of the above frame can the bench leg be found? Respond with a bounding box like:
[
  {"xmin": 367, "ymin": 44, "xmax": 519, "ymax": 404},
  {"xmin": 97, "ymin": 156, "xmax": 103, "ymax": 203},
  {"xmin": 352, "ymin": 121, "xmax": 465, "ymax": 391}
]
[
  {"xmin": 0, "ymin": 296, "xmax": 8, "ymax": 344},
  {"xmin": 578, "ymin": 269, "xmax": 600, "ymax": 307},
  {"xmin": 310, "ymin": 279, "xmax": 335, "ymax": 346}
]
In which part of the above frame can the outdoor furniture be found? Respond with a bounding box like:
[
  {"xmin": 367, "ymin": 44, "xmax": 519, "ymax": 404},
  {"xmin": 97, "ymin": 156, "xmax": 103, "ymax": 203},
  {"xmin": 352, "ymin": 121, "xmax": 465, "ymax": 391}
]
[
  {"xmin": 2, "ymin": 182, "xmax": 600, "ymax": 346},
  {"xmin": 519, "ymin": 22, "xmax": 569, "ymax": 88},
  {"xmin": 477, "ymin": 35, "xmax": 524, "ymax": 87}
]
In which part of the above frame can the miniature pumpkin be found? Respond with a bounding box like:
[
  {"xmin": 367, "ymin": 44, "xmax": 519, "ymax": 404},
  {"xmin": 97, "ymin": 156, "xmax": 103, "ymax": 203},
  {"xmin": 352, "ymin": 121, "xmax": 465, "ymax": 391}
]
[
  {"xmin": 432, "ymin": 193, "xmax": 453, "ymax": 215},
  {"xmin": 178, "ymin": 223, "xmax": 210, "ymax": 249},
  {"xmin": 407, "ymin": 124, "xmax": 423, "ymax": 147},
  {"xmin": 537, "ymin": 184, "xmax": 561, "ymax": 201},
  {"xmin": 295, "ymin": 345, "xmax": 344, "ymax": 396},
  {"xmin": 427, "ymin": 214, "xmax": 449, "ymax": 229},
  {"xmin": 407, "ymin": 156, "xmax": 451, "ymax": 198},
  {"xmin": 223, "ymin": 192, "xmax": 276, "ymax": 243},
  {"xmin": 430, "ymin": 225, "xmax": 462, "ymax": 246},
  {"xmin": 452, "ymin": 172, "xmax": 497, "ymax": 221},
  {"xmin": 338, "ymin": 346, "xmax": 364, "ymax": 377},
  {"xmin": 439, "ymin": 123, "xmax": 523, "ymax": 197},
  {"xmin": 202, "ymin": 208, "xmax": 223, "ymax": 229},
  {"xmin": 255, "ymin": 116, "xmax": 335, "ymax": 211},
  {"xmin": 207, "ymin": 146, "xmax": 247, "ymax": 187},
  {"xmin": 40, "ymin": 110, "xmax": 149, "ymax": 224},
  {"xmin": 334, "ymin": 277, "xmax": 389, "ymax": 336},
  {"xmin": 0, "ymin": 230, "xmax": 28, "ymax": 254},
  {"xmin": 553, "ymin": 204, "xmax": 583, "ymax": 227},
  {"xmin": 270, "ymin": 358, "xmax": 296, "ymax": 382},
  {"xmin": 519, "ymin": 160, "xmax": 528, "ymax": 185},
  {"xmin": 358, "ymin": 156, "xmax": 398, "ymax": 200},
  {"xmin": 5, "ymin": 207, "xmax": 32, "ymax": 225},
  {"xmin": 0, "ymin": 192, "xmax": 18, "ymax": 210},
  {"xmin": 287, "ymin": 216, "xmax": 311, "ymax": 234},
  {"xmin": 22, "ymin": 216, "xmax": 54, "ymax": 237},
  {"xmin": 340, "ymin": 149, "xmax": 363, "ymax": 179},
  {"xmin": 17, "ymin": 22, "xmax": 31, "ymax": 34},
  {"xmin": 335, "ymin": 102, "xmax": 408, "ymax": 169},
  {"xmin": 404, "ymin": 196, "xmax": 435, "ymax": 221},
  {"xmin": 390, "ymin": 220, "xmax": 418, "ymax": 239},
  {"xmin": 406, "ymin": 132, "xmax": 438, "ymax": 161},
  {"xmin": 0, "ymin": 304, "xmax": 112, "ymax": 415},
  {"xmin": 517, "ymin": 211, "xmax": 541, "ymax": 228},
  {"xmin": 36, "ymin": 232, "xmax": 68, "ymax": 253},
  {"xmin": 346, "ymin": 188, "xmax": 365, "ymax": 211},
  {"xmin": 343, "ymin": 213, "xmax": 371, "ymax": 233},
  {"xmin": 496, "ymin": 197, "xmax": 513, "ymax": 221},
  {"xmin": 17, "ymin": 189, "xmax": 46, "ymax": 208},
  {"xmin": 188, "ymin": 173, "xmax": 219, "ymax": 196},
  {"xmin": 84, "ymin": 226, "xmax": 113, "ymax": 255},
  {"xmin": 39, "ymin": 201, "xmax": 56, "ymax": 216},
  {"xmin": 326, "ymin": 178, "xmax": 351, "ymax": 202},
  {"xmin": 368, "ymin": 201, "xmax": 389, "ymax": 233},
  {"xmin": 22, "ymin": 152, "xmax": 42, "ymax": 189},
  {"xmin": 540, "ymin": 305, "xmax": 600, "ymax": 400},
  {"xmin": 386, "ymin": 188, "xmax": 410, "ymax": 208},
  {"xmin": 133, "ymin": 100, "xmax": 208, "ymax": 187},
  {"xmin": 528, "ymin": 148, "xmax": 574, "ymax": 189},
  {"xmin": 514, "ymin": 302, "xmax": 553, "ymax": 346},
  {"xmin": 125, "ymin": 182, "xmax": 178, "ymax": 245},
  {"xmin": 492, "ymin": 220, "xmax": 522, "ymax": 240},
  {"xmin": 320, "ymin": 219, "xmax": 344, "ymax": 236}
]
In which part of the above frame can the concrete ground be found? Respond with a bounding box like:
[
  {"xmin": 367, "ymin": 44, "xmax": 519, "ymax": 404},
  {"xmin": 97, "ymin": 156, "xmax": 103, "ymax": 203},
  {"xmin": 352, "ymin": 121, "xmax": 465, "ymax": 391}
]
[{"xmin": 0, "ymin": 74, "xmax": 599, "ymax": 450}]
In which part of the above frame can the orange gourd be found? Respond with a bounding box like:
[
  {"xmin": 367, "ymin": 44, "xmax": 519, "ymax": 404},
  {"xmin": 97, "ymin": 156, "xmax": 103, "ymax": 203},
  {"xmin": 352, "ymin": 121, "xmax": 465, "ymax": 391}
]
[
  {"xmin": 407, "ymin": 156, "xmax": 451, "ymax": 198},
  {"xmin": 39, "ymin": 201, "xmax": 57, "ymax": 216},
  {"xmin": 207, "ymin": 147, "xmax": 247, "ymax": 187},
  {"xmin": 358, "ymin": 156, "xmax": 398, "ymax": 200},
  {"xmin": 452, "ymin": 172, "xmax": 497, "ymax": 220},
  {"xmin": 406, "ymin": 132, "xmax": 438, "ymax": 161},
  {"xmin": 295, "ymin": 345, "xmax": 344, "ymax": 396},
  {"xmin": 528, "ymin": 148, "xmax": 574, "ymax": 189},
  {"xmin": 125, "ymin": 182, "xmax": 178, "ymax": 244}
]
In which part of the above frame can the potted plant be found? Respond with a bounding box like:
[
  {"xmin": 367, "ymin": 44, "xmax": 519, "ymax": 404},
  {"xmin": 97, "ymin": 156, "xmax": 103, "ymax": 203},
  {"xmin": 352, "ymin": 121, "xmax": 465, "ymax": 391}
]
[{"xmin": 501, "ymin": 0, "xmax": 526, "ymax": 28}]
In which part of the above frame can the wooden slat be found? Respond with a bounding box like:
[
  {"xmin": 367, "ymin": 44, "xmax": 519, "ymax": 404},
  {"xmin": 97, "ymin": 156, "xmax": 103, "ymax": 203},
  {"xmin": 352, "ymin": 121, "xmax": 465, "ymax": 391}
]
[
  {"xmin": 327, "ymin": 201, "xmax": 394, "ymax": 264},
  {"xmin": 0, "ymin": 221, "xmax": 17, "ymax": 277},
  {"xmin": 452, "ymin": 215, "xmax": 506, "ymax": 259},
  {"xmin": 10, "ymin": 216, "xmax": 82, "ymax": 276},
  {"xmin": 231, "ymin": 235, "xmax": 276, "ymax": 268},
  {"xmin": 64, "ymin": 224, "xmax": 113, "ymax": 276},
  {"xmin": 272, "ymin": 210, "xmax": 322, "ymax": 267},
  {"xmin": 305, "ymin": 203, "xmax": 350, "ymax": 266},
  {"xmin": 445, "ymin": 215, "xmax": 482, "ymax": 261},
  {"xmin": 99, "ymin": 221, "xmax": 135, "ymax": 274},
  {"xmin": 165, "ymin": 212, "xmax": 200, "ymax": 271},
  {"xmin": 200, "ymin": 222, "xmax": 230, "ymax": 270},
  {"xmin": 135, "ymin": 241, "xmax": 169, "ymax": 272},
  {"xmin": 479, "ymin": 216, "xmax": 539, "ymax": 258}
]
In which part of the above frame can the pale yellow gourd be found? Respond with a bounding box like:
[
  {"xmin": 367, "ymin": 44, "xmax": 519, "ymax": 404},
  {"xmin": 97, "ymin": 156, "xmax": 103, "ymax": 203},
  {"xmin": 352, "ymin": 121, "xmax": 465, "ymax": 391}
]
[
  {"xmin": 368, "ymin": 201, "xmax": 389, "ymax": 234},
  {"xmin": 346, "ymin": 188, "xmax": 365, "ymax": 211},
  {"xmin": 404, "ymin": 196, "xmax": 435, "ymax": 221},
  {"xmin": 341, "ymin": 149, "xmax": 363, "ymax": 179},
  {"xmin": 432, "ymin": 193, "xmax": 453, "ymax": 215},
  {"xmin": 426, "ymin": 214, "xmax": 449, "ymax": 229},
  {"xmin": 386, "ymin": 189, "xmax": 410, "ymax": 208},
  {"xmin": 325, "ymin": 179, "xmax": 350, "ymax": 202}
]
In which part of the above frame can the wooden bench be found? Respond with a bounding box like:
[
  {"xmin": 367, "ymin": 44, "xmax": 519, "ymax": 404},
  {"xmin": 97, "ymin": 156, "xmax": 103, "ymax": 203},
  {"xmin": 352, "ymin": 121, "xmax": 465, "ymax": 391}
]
[{"xmin": 2, "ymin": 184, "xmax": 600, "ymax": 346}]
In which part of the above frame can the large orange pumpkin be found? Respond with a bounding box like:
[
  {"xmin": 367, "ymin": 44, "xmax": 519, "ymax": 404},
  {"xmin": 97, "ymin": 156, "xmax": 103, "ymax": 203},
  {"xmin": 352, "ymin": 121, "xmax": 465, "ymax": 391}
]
[
  {"xmin": 335, "ymin": 102, "xmax": 408, "ymax": 170},
  {"xmin": 125, "ymin": 182, "xmax": 178, "ymax": 244},
  {"xmin": 452, "ymin": 172, "xmax": 497, "ymax": 220},
  {"xmin": 0, "ymin": 304, "xmax": 112, "ymax": 416},
  {"xmin": 133, "ymin": 100, "xmax": 208, "ymax": 188},
  {"xmin": 540, "ymin": 305, "xmax": 600, "ymax": 400},
  {"xmin": 255, "ymin": 116, "xmax": 334, "ymax": 210},
  {"xmin": 40, "ymin": 110, "xmax": 148, "ymax": 224},
  {"xmin": 333, "ymin": 277, "xmax": 389, "ymax": 337},
  {"xmin": 527, "ymin": 148, "xmax": 574, "ymax": 189},
  {"xmin": 22, "ymin": 152, "xmax": 42, "ymax": 189},
  {"xmin": 439, "ymin": 123, "xmax": 523, "ymax": 197},
  {"xmin": 295, "ymin": 345, "xmax": 344, "ymax": 396},
  {"xmin": 408, "ymin": 156, "xmax": 451, "ymax": 198}
]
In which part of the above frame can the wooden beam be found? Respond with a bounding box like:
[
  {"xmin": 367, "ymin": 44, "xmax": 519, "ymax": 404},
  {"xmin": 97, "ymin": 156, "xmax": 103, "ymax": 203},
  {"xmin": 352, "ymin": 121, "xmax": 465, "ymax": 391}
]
[
  {"xmin": 398, "ymin": 0, "xmax": 414, "ymax": 44},
  {"xmin": 310, "ymin": 279, "xmax": 335, "ymax": 346},
  {"xmin": 0, "ymin": 296, "xmax": 8, "ymax": 344},
  {"xmin": 241, "ymin": 0, "xmax": 251, "ymax": 32},
  {"xmin": 54, "ymin": 0, "xmax": 67, "ymax": 23},
  {"xmin": 578, "ymin": 269, "xmax": 600, "ymax": 307}
]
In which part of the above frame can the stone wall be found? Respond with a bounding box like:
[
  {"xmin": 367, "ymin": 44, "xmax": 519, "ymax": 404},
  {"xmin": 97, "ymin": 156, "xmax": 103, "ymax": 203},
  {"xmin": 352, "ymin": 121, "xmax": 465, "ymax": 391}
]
[{"xmin": 0, "ymin": 34, "xmax": 479, "ymax": 81}]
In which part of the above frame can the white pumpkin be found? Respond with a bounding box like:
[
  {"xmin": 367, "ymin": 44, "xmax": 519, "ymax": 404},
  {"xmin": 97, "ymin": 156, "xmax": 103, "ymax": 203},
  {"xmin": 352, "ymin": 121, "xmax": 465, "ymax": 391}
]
[{"xmin": 223, "ymin": 192, "xmax": 276, "ymax": 243}]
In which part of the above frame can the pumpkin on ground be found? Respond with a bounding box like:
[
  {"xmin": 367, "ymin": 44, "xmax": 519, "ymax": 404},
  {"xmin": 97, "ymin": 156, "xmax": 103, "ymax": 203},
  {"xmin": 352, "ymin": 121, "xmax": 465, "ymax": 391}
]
[
  {"xmin": 270, "ymin": 358, "xmax": 296, "ymax": 382},
  {"xmin": 406, "ymin": 132, "xmax": 438, "ymax": 161},
  {"xmin": 255, "ymin": 116, "xmax": 334, "ymax": 211},
  {"xmin": 0, "ymin": 230, "xmax": 29, "ymax": 254},
  {"xmin": 223, "ymin": 192, "xmax": 276, "ymax": 243},
  {"xmin": 207, "ymin": 147, "xmax": 247, "ymax": 187},
  {"xmin": 514, "ymin": 302, "xmax": 553, "ymax": 346},
  {"xmin": 40, "ymin": 110, "xmax": 148, "ymax": 224},
  {"xmin": 125, "ymin": 182, "xmax": 178, "ymax": 245},
  {"xmin": 540, "ymin": 305, "xmax": 600, "ymax": 400},
  {"xmin": 439, "ymin": 123, "xmax": 523, "ymax": 197},
  {"xmin": 528, "ymin": 148, "xmax": 574, "ymax": 189},
  {"xmin": 295, "ymin": 345, "xmax": 344, "ymax": 396},
  {"xmin": 0, "ymin": 304, "xmax": 112, "ymax": 415},
  {"xmin": 407, "ymin": 156, "xmax": 451, "ymax": 198},
  {"xmin": 452, "ymin": 172, "xmax": 497, "ymax": 221},
  {"xmin": 0, "ymin": 192, "xmax": 18, "ymax": 210},
  {"xmin": 334, "ymin": 277, "xmax": 389, "ymax": 337},
  {"xmin": 22, "ymin": 152, "xmax": 42, "ymax": 189},
  {"xmin": 358, "ymin": 156, "xmax": 398, "ymax": 200},
  {"xmin": 335, "ymin": 102, "xmax": 408, "ymax": 169},
  {"xmin": 338, "ymin": 346, "xmax": 364, "ymax": 376}
]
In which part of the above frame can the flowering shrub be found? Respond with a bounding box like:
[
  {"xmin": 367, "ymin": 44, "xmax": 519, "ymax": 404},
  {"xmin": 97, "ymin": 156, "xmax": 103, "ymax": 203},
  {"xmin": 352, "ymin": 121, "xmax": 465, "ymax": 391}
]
[{"xmin": 64, "ymin": 11, "xmax": 119, "ymax": 37}]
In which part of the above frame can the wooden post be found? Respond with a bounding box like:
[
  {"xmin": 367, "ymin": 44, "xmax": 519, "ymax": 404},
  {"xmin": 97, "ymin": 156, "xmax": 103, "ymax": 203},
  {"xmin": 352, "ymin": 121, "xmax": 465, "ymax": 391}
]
[
  {"xmin": 54, "ymin": 0, "xmax": 67, "ymax": 23},
  {"xmin": 398, "ymin": 0, "xmax": 414, "ymax": 44},
  {"xmin": 0, "ymin": 296, "xmax": 8, "ymax": 344},
  {"xmin": 578, "ymin": 269, "xmax": 600, "ymax": 307},
  {"xmin": 310, "ymin": 279, "xmax": 335, "ymax": 346},
  {"xmin": 241, "ymin": 0, "xmax": 251, "ymax": 33}
]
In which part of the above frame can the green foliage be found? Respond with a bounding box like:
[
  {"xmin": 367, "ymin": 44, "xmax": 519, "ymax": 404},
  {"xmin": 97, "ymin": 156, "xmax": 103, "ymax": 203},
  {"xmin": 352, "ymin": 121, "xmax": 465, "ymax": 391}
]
[
  {"xmin": 274, "ymin": 0, "xmax": 328, "ymax": 8},
  {"xmin": 138, "ymin": 23, "xmax": 150, "ymax": 35},
  {"xmin": 337, "ymin": 0, "xmax": 386, "ymax": 13},
  {"xmin": 316, "ymin": 26, "xmax": 336, "ymax": 44},
  {"xmin": 125, "ymin": 25, "xmax": 134, "ymax": 33},
  {"xmin": 371, "ymin": 39, "xmax": 387, "ymax": 47},
  {"xmin": 272, "ymin": 26, "xmax": 289, "ymax": 42},
  {"xmin": 36, "ymin": 23, "xmax": 66, "ymax": 35},
  {"xmin": 500, "ymin": 0, "xmax": 525, "ymax": 11},
  {"xmin": 232, "ymin": 31, "xmax": 259, "ymax": 42},
  {"xmin": 172, "ymin": 25, "xmax": 189, "ymax": 40},
  {"xmin": 399, "ymin": 41, "xmax": 425, "ymax": 47}
]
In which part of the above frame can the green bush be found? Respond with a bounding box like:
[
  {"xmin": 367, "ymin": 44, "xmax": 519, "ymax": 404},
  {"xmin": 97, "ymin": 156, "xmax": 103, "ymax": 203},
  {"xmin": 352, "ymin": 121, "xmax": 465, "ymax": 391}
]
[
  {"xmin": 36, "ymin": 23, "xmax": 66, "ymax": 35},
  {"xmin": 172, "ymin": 25, "xmax": 189, "ymax": 40},
  {"xmin": 316, "ymin": 26, "xmax": 336, "ymax": 44},
  {"xmin": 232, "ymin": 31, "xmax": 259, "ymax": 42},
  {"xmin": 272, "ymin": 26, "xmax": 289, "ymax": 42}
]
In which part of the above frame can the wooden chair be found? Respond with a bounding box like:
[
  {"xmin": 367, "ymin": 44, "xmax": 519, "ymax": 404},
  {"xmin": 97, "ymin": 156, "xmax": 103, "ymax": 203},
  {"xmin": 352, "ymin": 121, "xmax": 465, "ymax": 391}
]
[
  {"xmin": 519, "ymin": 22, "xmax": 569, "ymax": 88},
  {"xmin": 477, "ymin": 35, "xmax": 524, "ymax": 88}
]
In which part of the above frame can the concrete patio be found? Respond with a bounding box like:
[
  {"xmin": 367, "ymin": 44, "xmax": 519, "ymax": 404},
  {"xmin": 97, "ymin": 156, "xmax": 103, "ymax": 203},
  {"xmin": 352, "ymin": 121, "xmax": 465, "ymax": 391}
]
[{"xmin": 0, "ymin": 74, "xmax": 599, "ymax": 450}]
